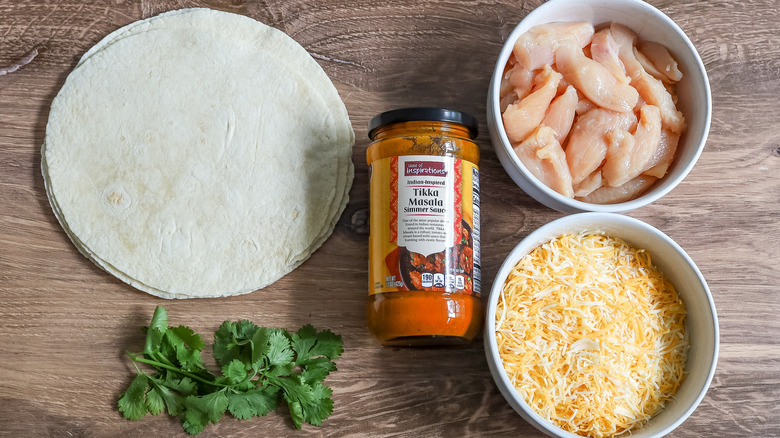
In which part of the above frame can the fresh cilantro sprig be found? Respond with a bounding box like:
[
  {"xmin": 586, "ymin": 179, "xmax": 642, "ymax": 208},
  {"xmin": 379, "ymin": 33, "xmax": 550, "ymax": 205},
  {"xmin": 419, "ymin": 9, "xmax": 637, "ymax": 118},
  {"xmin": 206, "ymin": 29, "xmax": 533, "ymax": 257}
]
[{"xmin": 118, "ymin": 306, "xmax": 343, "ymax": 434}]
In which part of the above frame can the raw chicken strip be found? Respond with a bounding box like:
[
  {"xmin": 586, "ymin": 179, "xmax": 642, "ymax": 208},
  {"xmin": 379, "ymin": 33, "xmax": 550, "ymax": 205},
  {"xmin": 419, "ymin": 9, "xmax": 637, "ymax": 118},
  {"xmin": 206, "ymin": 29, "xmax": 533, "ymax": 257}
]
[
  {"xmin": 634, "ymin": 47, "xmax": 668, "ymax": 81},
  {"xmin": 573, "ymin": 170, "xmax": 603, "ymax": 197},
  {"xmin": 643, "ymin": 129, "xmax": 680, "ymax": 178},
  {"xmin": 503, "ymin": 65, "xmax": 562, "ymax": 144},
  {"xmin": 590, "ymin": 29, "xmax": 629, "ymax": 83},
  {"xmin": 610, "ymin": 23, "xmax": 643, "ymax": 79},
  {"xmin": 639, "ymin": 41, "xmax": 683, "ymax": 82},
  {"xmin": 510, "ymin": 65, "xmax": 537, "ymax": 96},
  {"xmin": 555, "ymin": 42, "xmax": 639, "ymax": 113},
  {"xmin": 632, "ymin": 71, "xmax": 686, "ymax": 134},
  {"xmin": 513, "ymin": 126, "xmax": 574, "ymax": 197},
  {"xmin": 500, "ymin": 63, "xmax": 536, "ymax": 111},
  {"xmin": 536, "ymin": 138, "xmax": 575, "ymax": 198},
  {"xmin": 577, "ymin": 175, "xmax": 657, "ymax": 204},
  {"xmin": 603, "ymin": 129, "xmax": 635, "ymax": 185},
  {"xmin": 565, "ymin": 108, "xmax": 637, "ymax": 184},
  {"xmin": 501, "ymin": 63, "xmax": 536, "ymax": 99},
  {"xmin": 602, "ymin": 105, "xmax": 663, "ymax": 187},
  {"xmin": 513, "ymin": 22, "xmax": 595, "ymax": 71},
  {"xmin": 542, "ymin": 85, "xmax": 578, "ymax": 143}
]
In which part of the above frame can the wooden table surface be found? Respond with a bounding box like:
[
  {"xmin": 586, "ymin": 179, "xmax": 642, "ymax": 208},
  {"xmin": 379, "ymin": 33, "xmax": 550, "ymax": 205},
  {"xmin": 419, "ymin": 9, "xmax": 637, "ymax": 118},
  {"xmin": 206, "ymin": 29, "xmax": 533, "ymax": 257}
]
[{"xmin": 1, "ymin": 0, "xmax": 778, "ymax": 436}]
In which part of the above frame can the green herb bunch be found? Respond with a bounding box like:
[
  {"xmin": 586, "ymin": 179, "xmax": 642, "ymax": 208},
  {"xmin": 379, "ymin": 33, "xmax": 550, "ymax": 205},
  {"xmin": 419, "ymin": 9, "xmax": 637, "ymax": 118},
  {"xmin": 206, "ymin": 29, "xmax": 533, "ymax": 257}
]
[{"xmin": 118, "ymin": 306, "xmax": 343, "ymax": 434}]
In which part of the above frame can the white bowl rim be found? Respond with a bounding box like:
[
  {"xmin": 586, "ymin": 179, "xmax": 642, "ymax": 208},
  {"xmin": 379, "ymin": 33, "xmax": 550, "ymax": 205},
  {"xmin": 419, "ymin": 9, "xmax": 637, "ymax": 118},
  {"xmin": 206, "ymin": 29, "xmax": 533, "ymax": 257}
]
[
  {"xmin": 485, "ymin": 212, "xmax": 720, "ymax": 437},
  {"xmin": 488, "ymin": 0, "xmax": 713, "ymax": 213}
]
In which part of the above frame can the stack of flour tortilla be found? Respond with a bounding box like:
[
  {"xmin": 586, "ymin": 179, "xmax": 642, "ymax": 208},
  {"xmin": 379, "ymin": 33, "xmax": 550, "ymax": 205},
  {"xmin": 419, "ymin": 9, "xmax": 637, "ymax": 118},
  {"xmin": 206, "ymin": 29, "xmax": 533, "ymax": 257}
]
[{"xmin": 42, "ymin": 9, "xmax": 355, "ymax": 299}]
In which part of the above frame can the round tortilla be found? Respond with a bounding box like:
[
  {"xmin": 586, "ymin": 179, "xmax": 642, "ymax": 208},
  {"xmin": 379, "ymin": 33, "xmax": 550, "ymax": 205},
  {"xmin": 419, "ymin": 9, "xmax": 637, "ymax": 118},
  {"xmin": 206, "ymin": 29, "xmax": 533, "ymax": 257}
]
[{"xmin": 42, "ymin": 9, "xmax": 354, "ymax": 298}]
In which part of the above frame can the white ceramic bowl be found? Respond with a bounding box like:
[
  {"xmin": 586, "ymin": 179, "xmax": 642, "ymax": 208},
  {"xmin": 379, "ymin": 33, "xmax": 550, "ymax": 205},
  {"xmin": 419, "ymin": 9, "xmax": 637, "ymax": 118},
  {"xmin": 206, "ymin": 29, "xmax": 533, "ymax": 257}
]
[
  {"xmin": 485, "ymin": 213, "xmax": 719, "ymax": 437},
  {"xmin": 487, "ymin": 0, "xmax": 712, "ymax": 213}
]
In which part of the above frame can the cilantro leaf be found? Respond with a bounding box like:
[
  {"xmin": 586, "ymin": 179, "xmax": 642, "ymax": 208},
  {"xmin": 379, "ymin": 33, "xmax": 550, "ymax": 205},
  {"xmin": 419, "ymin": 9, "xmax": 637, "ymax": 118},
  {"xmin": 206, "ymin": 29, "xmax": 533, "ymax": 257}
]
[
  {"xmin": 267, "ymin": 329, "xmax": 294, "ymax": 367},
  {"xmin": 165, "ymin": 325, "xmax": 206, "ymax": 371},
  {"xmin": 300, "ymin": 356, "xmax": 337, "ymax": 385},
  {"xmin": 226, "ymin": 387, "xmax": 278, "ymax": 420},
  {"xmin": 182, "ymin": 391, "xmax": 229, "ymax": 435},
  {"xmin": 235, "ymin": 320, "xmax": 259, "ymax": 340},
  {"xmin": 148, "ymin": 375, "xmax": 191, "ymax": 416},
  {"xmin": 264, "ymin": 362, "xmax": 296, "ymax": 379},
  {"xmin": 291, "ymin": 325, "xmax": 343, "ymax": 364},
  {"xmin": 301, "ymin": 383, "xmax": 334, "ymax": 426},
  {"xmin": 161, "ymin": 375, "xmax": 197, "ymax": 397},
  {"xmin": 213, "ymin": 320, "xmax": 259, "ymax": 367},
  {"xmin": 288, "ymin": 400, "xmax": 305, "ymax": 430},
  {"xmin": 217, "ymin": 359, "xmax": 248, "ymax": 386},
  {"xmin": 309, "ymin": 328, "xmax": 344, "ymax": 361},
  {"xmin": 118, "ymin": 373, "xmax": 149, "ymax": 420},
  {"xmin": 144, "ymin": 306, "xmax": 168, "ymax": 356},
  {"xmin": 290, "ymin": 324, "xmax": 318, "ymax": 362},
  {"xmin": 272, "ymin": 373, "xmax": 315, "ymax": 429},
  {"xmin": 212, "ymin": 320, "xmax": 240, "ymax": 366},
  {"xmin": 275, "ymin": 374, "xmax": 314, "ymax": 406},
  {"xmin": 144, "ymin": 384, "xmax": 165, "ymax": 415}
]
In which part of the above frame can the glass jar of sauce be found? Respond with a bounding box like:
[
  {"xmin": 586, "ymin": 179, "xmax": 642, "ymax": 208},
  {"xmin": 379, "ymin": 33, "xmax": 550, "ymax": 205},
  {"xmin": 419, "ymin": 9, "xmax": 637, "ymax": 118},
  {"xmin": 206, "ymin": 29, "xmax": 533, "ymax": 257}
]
[{"xmin": 366, "ymin": 107, "xmax": 483, "ymax": 346}]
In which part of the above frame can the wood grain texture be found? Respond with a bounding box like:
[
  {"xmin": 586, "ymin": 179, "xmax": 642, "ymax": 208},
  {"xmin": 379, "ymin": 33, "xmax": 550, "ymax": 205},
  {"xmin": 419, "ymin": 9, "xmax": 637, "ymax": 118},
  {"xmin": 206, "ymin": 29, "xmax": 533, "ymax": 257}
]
[{"xmin": 1, "ymin": 0, "xmax": 779, "ymax": 437}]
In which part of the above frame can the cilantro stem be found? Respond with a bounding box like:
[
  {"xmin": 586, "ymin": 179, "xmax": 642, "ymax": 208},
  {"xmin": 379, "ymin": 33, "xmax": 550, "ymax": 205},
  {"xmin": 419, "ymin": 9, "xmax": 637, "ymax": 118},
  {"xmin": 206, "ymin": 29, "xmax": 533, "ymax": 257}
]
[
  {"xmin": 127, "ymin": 352, "xmax": 228, "ymax": 388},
  {"xmin": 153, "ymin": 352, "xmax": 177, "ymax": 368}
]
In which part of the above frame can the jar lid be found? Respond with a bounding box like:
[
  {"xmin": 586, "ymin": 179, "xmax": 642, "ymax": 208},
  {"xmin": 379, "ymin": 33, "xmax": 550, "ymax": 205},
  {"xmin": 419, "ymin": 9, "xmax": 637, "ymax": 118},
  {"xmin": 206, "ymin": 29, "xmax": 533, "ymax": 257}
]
[{"xmin": 368, "ymin": 107, "xmax": 479, "ymax": 140}]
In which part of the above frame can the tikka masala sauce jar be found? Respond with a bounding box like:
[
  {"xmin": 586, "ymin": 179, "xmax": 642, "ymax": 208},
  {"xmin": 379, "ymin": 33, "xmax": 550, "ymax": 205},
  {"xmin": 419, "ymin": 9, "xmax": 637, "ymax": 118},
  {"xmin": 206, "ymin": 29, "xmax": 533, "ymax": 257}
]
[{"xmin": 366, "ymin": 108, "xmax": 483, "ymax": 346}]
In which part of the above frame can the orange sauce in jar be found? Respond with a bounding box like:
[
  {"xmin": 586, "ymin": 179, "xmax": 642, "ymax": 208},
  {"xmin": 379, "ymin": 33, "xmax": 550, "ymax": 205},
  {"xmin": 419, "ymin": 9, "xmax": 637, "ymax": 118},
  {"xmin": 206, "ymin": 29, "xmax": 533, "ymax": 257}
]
[{"xmin": 366, "ymin": 108, "xmax": 483, "ymax": 346}]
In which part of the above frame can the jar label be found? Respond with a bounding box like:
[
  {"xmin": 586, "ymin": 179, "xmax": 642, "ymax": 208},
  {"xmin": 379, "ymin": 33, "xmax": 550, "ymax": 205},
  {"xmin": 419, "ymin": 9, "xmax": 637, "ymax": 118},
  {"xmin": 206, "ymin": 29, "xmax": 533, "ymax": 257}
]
[{"xmin": 369, "ymin": 155, "xmax": 481, "ymax": 296}]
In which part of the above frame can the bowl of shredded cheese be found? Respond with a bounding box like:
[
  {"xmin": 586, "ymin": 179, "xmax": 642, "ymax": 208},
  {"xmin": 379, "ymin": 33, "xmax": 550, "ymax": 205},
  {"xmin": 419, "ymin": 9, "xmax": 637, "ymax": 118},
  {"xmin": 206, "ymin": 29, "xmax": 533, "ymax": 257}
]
[{"xmin": 485, "ymin": 213, "xmax": 718, "ymax": 438}]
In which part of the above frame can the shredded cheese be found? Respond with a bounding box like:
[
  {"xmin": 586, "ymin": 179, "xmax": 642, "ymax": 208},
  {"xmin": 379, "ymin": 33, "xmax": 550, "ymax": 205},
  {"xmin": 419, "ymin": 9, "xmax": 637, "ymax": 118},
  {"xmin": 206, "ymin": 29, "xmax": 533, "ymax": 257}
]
[{"xmin": 496, "ymin": 232, "xmax": 688, "ymax": 438}]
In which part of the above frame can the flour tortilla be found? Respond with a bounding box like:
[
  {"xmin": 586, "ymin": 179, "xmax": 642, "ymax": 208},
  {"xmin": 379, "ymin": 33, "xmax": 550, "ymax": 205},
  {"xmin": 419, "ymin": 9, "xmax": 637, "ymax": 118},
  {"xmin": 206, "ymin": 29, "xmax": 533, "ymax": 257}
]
[
  {"xmin": 44, "ymin": 152, "xmax": 351, "ymax": 300},
  {"xmin": 43, "ymin": 9, "xmax": 354, "ymax": 298},
  {"xmin": 69, "ymin": 9, "xmax": 354, "ymax": 270},
  {"xmin": 71, "ymin": 8, "xmax": 354, "ymax": 268}
]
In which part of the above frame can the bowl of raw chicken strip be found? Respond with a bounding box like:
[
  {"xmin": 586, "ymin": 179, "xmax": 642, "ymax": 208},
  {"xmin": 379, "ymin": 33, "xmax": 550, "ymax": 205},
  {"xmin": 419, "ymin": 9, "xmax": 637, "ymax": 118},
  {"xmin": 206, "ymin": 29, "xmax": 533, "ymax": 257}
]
[{"xmin": 487, "ymin": 0, "xmax": 711, "ymax": 213}]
